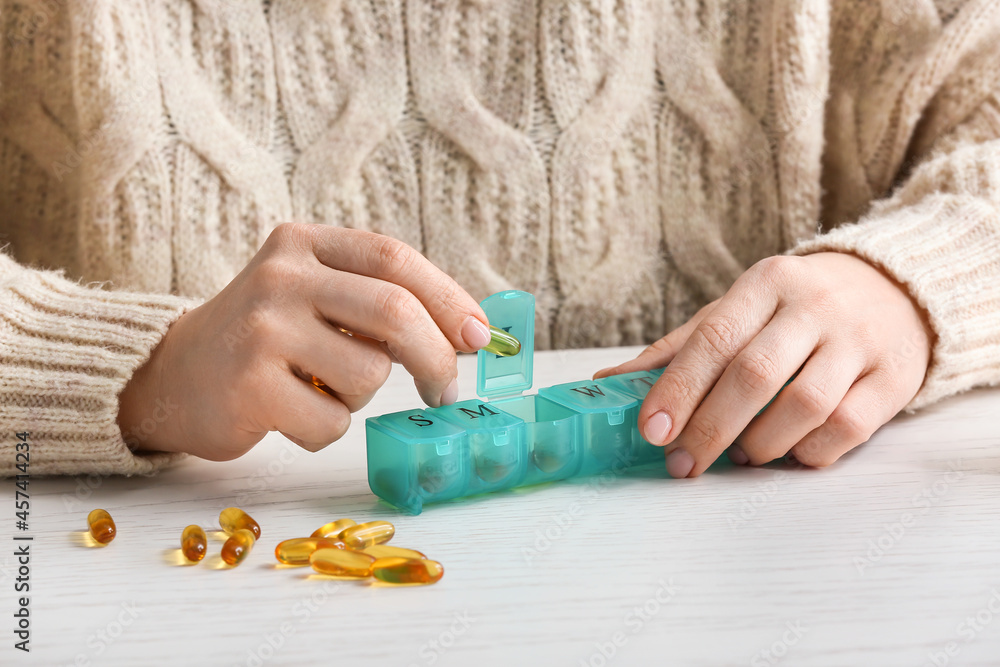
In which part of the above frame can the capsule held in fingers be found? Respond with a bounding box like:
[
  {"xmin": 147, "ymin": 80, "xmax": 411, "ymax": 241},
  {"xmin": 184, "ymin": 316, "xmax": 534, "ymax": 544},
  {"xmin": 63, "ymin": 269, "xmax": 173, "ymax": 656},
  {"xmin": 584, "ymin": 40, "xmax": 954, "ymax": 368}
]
[{"xmin": 483, "ymin": 326, "xmax": 521, "ymax": 357}]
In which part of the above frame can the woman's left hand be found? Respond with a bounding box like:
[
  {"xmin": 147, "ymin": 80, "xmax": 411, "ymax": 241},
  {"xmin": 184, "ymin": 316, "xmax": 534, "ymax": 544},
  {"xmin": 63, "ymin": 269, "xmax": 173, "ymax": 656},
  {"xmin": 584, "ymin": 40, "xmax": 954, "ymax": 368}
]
[{"xmin": 594, "ymin": 252, "xmax": 933, "ymax": 478}]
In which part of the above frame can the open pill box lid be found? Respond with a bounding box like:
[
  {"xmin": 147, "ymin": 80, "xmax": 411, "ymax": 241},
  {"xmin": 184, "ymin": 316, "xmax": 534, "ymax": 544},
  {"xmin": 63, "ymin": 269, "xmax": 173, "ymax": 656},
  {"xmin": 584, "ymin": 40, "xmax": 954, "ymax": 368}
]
[{"xmin": 477, "ymin": 290, "xmax": 535, "ymax": 400}]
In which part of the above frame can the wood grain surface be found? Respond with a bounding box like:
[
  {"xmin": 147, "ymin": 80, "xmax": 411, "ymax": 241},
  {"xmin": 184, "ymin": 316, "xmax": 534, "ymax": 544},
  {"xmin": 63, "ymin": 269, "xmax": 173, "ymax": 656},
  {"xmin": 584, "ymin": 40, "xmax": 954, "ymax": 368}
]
[{"xmin": 4, "ymin": 346, "xmax": 1000, "ymax": 666}]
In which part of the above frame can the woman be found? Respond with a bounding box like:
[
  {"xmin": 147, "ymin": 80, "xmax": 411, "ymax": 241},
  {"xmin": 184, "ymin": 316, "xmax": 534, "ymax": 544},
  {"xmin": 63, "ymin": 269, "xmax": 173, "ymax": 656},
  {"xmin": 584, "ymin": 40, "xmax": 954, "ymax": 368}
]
[{"xmin": 1, "ymin": 0, "xmax": 998, "ymax": 478}]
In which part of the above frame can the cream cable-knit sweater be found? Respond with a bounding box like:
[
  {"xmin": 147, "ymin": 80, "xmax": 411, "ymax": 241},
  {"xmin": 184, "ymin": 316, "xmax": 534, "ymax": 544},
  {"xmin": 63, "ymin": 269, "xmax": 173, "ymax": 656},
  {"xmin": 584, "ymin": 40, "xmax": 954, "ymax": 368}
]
[{"xmin": 2, "ymin": 0, "xmax": 999, "ymax": 476}]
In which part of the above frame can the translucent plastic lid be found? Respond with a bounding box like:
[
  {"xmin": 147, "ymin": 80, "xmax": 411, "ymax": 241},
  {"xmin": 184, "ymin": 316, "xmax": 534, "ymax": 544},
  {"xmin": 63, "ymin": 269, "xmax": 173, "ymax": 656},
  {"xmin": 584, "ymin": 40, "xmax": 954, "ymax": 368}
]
[{"xmin": 477, "ymin": 290, "xmax": 535, "ymax": 399}]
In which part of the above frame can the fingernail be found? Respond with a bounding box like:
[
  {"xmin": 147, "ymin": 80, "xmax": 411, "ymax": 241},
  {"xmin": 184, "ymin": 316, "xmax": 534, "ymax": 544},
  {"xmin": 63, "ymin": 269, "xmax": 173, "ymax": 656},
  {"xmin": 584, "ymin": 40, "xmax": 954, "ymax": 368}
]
[
  {"xmin": 462, "ymin": 316, "xmax": 491, "ymax": 350},
  {"xmin": 644, "ymin": 411, "xmax": 672, "ymax": 445},
  {"xmin": 439, "ymin": 378, "xmax": 459, "ymax": 406},
  {"xmin": 666, "ymin": 449, "xmax": 695, "ymax": 478},
  {"xmin": 728, "ymin": 444, "xmax": 749, "ymax": 466},
  {"xmin": 593, "ymin": 367, "xmax": 615, "ymax": 379}
]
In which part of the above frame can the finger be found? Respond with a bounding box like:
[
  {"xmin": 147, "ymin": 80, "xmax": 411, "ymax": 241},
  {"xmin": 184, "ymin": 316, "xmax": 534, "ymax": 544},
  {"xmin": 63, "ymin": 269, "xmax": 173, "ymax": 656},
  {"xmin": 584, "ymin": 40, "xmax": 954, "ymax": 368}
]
[
  {"xmin": 307, "ymin": 269, "xmax": 459, "ymax": 407},
  {"xmin": 593, "ymin": 305, "xmax": 711, "ymax": 379},
  {"xmin": 300, "ymin": 226, "xmax": 492, "ymax": 352},
  {"xmin": 735, "ymin": 343, "xmax": 865, "ymax": 465},
  {"xmin": 790, "ymin": 371, "xmax": 899, "ymax": 467},
  {"xmin": 284, "ymin": 323, "xmax": 393, "ymax": 413},
  {"xmin": 638, "ymin": 279, "xmax": 780, "ymax": 447},
  {"xmin": 260, "ymin": 370, "xmax": 352, "ymax": 452},
  {"xmin": 666, "ymin": 313, "xmax": 818, "ymax": 477}
]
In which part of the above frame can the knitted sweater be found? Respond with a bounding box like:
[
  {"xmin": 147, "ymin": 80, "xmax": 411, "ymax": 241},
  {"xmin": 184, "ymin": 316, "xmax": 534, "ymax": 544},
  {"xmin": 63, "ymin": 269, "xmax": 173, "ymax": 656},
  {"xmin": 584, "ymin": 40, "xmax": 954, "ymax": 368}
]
[{"xmin": 2, "ymin": 1, "xmax": 999, "ymax": 476}]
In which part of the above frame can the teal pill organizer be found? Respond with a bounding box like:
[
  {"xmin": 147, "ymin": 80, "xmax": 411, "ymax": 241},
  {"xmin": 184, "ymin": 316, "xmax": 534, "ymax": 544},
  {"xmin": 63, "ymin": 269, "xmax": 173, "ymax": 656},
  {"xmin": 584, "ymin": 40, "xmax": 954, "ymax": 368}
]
[{"xmin": 366, "ymin": 290, "xmax": 665, "ymax": 514}]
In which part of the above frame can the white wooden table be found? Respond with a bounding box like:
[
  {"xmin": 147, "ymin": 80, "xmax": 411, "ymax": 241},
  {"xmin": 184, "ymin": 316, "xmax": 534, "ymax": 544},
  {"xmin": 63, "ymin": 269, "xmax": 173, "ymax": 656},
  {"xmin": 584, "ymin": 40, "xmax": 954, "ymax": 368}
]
[{"xmin": 5, "ymin": 347, "xmax": 1000, "ymax": 666}]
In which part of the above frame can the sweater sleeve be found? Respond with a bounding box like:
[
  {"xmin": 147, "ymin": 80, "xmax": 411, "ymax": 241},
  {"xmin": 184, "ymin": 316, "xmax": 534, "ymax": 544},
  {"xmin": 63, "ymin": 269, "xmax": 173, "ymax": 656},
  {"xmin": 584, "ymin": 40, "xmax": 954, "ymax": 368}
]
[
  {"xmin": 0, "ymin": 252, "xmax": 202, "ymax": 476},
  {"xmin": 788, "ymin": 137, "xmax": 1000, "ymax": 411}
]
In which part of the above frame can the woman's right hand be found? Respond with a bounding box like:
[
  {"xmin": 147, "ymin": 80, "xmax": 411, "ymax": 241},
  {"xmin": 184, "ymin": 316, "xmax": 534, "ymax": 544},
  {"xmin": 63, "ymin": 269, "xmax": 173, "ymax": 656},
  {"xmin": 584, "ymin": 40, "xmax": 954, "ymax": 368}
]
[{"xmin": 118, "ymin": 223, "xmax": 492, "ymax": 460}]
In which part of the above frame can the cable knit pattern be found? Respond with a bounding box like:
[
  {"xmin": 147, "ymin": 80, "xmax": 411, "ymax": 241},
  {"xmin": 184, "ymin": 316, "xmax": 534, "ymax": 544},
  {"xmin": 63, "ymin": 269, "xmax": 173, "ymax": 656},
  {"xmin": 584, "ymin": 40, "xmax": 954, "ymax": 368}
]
[
  {"xmin": 543, "ymin": 0, "xmax": 664, "ymax": 348},
  {"xmin": 411, "ymin": 0, "xmax": 553, "ymax": 346},
  {"xmin": 2, "ymin": 0, "xmax": 1000, "ymax": 475},
  {"xmin": 1, "ymin": 3, "xmax": 78, "ymax": 274},
  {"xmin": 273, "ymin": 0, "xmax": 421, "ymax": 251},
  {"xmin": 71, "ymin": 1, "xmax": 175, "ymax": 294},
  {"xmin": 151, "ymin": 0, "xmax": 290, "ymax": 297}
]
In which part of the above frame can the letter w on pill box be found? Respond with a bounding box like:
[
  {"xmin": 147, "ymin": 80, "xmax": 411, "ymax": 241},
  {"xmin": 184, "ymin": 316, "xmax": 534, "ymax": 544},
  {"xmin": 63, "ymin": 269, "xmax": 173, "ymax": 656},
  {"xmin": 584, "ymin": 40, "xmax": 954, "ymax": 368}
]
[{"xmin": 366, "ymin": 291, "xmax": 665, "ymax": 514}]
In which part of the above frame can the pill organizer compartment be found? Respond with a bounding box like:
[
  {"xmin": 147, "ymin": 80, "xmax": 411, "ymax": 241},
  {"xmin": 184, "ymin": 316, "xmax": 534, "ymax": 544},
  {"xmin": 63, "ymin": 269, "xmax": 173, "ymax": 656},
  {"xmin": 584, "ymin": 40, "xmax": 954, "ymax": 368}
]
[
  {"xmin": 491, "ymin": 394, "xmax": 582, "ymax": 485},
  {"xmin": 430, "ymin": 400, "xmax": 528, "ymax": 493},
  {"xmin": 366, "ymin": 290, "xmax": 656, "ymax": 514},
  {"xmin": 596, "ymin": 368, "xmax": 665, "ymax": 400},
  {"xmin": 476, "ymin": 291, "xmax": 584, "ymax": 485},
  {"xmin": 538, "ymin": 381, "xmax": 641, "ymax": 475},
  {"xmin": 366, "ymin": 409, "xmax": 469, "ymax": 515},
  {"xmin": 595, "ymin": 368, "xmax": 665, "ymax": 464},
  {"xmin": 456, "ymin": 289, "xmax": 583, "ymax": 489}
]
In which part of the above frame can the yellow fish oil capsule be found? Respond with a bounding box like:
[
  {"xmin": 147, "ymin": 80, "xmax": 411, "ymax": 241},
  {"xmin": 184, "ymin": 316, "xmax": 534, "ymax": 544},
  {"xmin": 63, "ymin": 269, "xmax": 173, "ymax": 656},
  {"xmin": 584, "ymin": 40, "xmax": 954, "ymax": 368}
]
[
  {"xmin": 339, "ymin": 521, "xmax": 395, "ymax": 549},
  {"xmin": 483, "ymin": 325, "xmax": 521, "ymax": 357},
  {"xmin": 310, "ymin": 518, "xmax": 356, "ymax": 539},
  {"xmin": 309, "ymin": 548, "xmax": 375, "ymax": 578},
  {"xmin": 219, "ymin": 507, "xmax": 261, "ymax": 539},
  {"xmin": 274, "ymin": 538, "xmax": 346, "ymax": 565},
  {"xmin": 181, "ymin": 525, "xmax": 207, "ymax": 562},
  {"xmin": 362, "ymin": 545, "xmax": 426, "ymax": 560},
  {"xmin": 221, "ymin": 528, "xmax": 256, "ymax": 566},
  {"xmin": 87, "ymin": 509, "xmax": 116, "ymax": 544},
  {"xmin": 311, "ymin": 376, "xmax": 335, "ymax": 397},
  {"xmin": 372, "ymin": 557, "xmax": 444, "ymax": 585}
]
